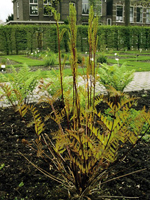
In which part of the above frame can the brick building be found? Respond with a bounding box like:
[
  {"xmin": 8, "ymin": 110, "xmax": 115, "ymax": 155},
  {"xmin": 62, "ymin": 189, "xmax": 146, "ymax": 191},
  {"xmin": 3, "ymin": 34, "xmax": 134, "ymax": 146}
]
[{"xmin": 11, "ymin": 0, "xmax": 150, "ymax": 25}]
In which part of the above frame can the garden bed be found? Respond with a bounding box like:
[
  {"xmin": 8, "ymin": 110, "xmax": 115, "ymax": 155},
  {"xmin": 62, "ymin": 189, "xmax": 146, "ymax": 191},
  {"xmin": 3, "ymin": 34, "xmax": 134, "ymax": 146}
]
[{"xmin": 0, "ymin": 90, "xmax": 150, "ymax": 200}]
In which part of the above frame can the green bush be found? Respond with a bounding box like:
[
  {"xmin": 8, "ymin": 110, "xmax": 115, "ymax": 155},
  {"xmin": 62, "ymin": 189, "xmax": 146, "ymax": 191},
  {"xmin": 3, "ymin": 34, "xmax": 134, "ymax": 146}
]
[
  {"xmin": 1, "ymin": 25, "xmax": 150, "ymax": 55},
  {"xmin": 77, "ymin": 53, "xmax": 82, "ymax": 64},
  {"xmin": 97, "ymin": 54, "xmax": 107, "ymax": 63},
  {"xmin": 44, "ymin": 52, "xmax": 57, "ymax": 66}
]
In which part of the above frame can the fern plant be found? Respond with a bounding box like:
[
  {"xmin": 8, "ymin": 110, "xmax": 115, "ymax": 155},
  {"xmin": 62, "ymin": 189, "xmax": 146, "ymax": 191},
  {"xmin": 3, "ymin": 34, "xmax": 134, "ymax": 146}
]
[
  {"xmin": 19, "ymin": 5, "xmax": 150, "ymax": 200},
  {"xmin": 0, "ymin": 64, "xmax": 40, "ymax": 116},
  {"xmin": 98, "ymin": 63, "xmax": 134, "ymax": 92}
]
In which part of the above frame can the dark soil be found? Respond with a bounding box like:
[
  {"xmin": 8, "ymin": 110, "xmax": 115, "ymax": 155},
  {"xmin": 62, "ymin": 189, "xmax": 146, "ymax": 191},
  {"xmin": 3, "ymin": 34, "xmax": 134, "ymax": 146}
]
[{"xmin": 0, "ymin": 90, "xmax": 150, "ymax": 200}]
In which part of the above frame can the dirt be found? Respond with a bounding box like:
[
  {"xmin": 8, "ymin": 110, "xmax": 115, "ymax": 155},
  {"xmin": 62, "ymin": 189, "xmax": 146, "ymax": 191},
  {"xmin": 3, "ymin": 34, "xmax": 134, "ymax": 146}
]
[{"xmin": 0, "ymin": 90, "xmax": 150, "ymax": 200}]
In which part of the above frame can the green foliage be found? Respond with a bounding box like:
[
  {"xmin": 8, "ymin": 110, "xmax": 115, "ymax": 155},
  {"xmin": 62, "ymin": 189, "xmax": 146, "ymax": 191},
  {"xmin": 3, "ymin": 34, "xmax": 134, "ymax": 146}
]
[
  {"xmin": 42, "ymin": 75, "xmax": 73, "ymax": 97},
  {"xmin": 0, "ymin": 64, "xmax": 40, "ymax": 114},
  {"xmin": 18, "ymin": 181, "xmax": 24, "ymax": 187},
  {"xmin": 98, "ymin": 63, "xmax": 135, "ymax": 92},
  {"xmin": 0, "ymin": 163, "xmax": 5, "ymax": 170},
  {"xmin": 44, "ymin": 52, "xmax": 57, "ymax": 66},
  {"xmin": 1, "ymin": 58, "xmax": 7, "ymax": 65},
  {"xmin": 77, "ymin": 54, "xmax": 82, "ymax": 64},
  {"xmin": 10, "ymin": 5, "xmax": 150, "ymax": 200},
  {"xmin": 1, "ymin": 25, "xmax": 150, "ymax": 55},
  {"xmin": 97, "ymin": 54, "xmax": 107, "ymax": 64}
]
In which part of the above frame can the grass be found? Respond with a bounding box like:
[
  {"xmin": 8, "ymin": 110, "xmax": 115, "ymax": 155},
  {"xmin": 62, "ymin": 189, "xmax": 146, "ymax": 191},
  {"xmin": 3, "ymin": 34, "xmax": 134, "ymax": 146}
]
[
  {"xmin": 1, "ymin": 49, "xmax": 150, "ymax": 78},
  {"xmin": 2, "ymin": 55, "xmax": 45, "ymax": 67},
  {"xmin": 1, "ymin": 55, "xmax": 70, "ymax": 67},
  {"xmin": 96, "ymin": 50, "xmax": 150, "ymax": 72}
]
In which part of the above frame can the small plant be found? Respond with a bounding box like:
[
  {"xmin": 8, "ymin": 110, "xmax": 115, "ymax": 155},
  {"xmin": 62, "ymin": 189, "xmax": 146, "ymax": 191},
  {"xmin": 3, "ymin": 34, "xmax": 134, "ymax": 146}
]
[
  {"xmin": 12, "ymin": 5, "xmax": 150, "ymax": 200},
  {"xmin": 42, "ymin": 74, "xmax": 73, "ymax": 98},
  {"xmin": 1, "ymin": 58, "xmax": 7, "ymax": 65},
  {"xmin": 77, "ymin": 53, "xmax": 82, "ymax": 64},
  {"xmin": 0, "ymin": 163, "xmax": 5, "ymax": 170},
  {"xmin": 44, "ymin": 54, "xmax": 56, "ymax": 66},
  {"xmin": 97, "ymin": 54, "xmax": 107, "ymax": 64},
  {"xmin": 18, "ymin": 181, "xmax": 24, "ymax": 188},
  {"xmin": 0, "ymin": 64, "xmax": 40, "ymax": 115},
  {"xmin": 98, "ymin": 63, "xmax": 135, "ymax": 92}
]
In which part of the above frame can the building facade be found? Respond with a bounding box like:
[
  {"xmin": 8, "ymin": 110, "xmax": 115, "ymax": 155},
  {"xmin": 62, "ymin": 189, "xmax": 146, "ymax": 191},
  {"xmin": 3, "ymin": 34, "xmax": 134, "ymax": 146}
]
[{"xmin": 12, "ymin": 0, "xmax": 150, "ymax": 25}]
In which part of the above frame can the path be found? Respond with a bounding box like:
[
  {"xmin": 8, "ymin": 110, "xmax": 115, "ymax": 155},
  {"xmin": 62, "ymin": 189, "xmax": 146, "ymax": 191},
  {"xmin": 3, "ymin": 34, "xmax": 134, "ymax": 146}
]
[{"xmin": 1, "ymin": 72, "xmax": 150, "ymax": 107}]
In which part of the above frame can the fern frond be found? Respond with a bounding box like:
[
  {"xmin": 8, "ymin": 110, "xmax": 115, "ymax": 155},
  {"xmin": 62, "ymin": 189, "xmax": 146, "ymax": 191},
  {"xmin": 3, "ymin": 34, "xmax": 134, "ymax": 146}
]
[
  {"xmin": 28, "ymin": 105, "xmax": 44, "ymax": 135},
  {"xmin": 15, "ymin": 104, "xmax": 29, "ymax": 118},
  {"xmin": 0, "ymin": 83, "xmax": 16, "ymax": 107}
]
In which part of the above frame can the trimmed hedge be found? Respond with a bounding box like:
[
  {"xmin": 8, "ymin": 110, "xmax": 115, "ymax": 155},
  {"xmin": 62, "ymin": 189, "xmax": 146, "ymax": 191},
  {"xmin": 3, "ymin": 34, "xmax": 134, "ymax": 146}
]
[{"xmin": 1, "ymin": 25, "xmax": 150, "ymax": 55}]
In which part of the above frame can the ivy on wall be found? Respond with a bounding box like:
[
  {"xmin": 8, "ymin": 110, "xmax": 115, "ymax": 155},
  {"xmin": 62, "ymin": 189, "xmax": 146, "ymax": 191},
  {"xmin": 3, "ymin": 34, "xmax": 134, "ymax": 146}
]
[{"xmin": 0, "ymin": 25, "xmax": 150, "ymax": 55}]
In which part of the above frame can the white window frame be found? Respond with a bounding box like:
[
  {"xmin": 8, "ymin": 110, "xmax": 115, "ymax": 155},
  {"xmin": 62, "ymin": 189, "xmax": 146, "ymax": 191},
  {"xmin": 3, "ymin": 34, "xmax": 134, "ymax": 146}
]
[
  {"xmin": 146, "ymin": 8, "xmax": 150, "ymax": 24},
  {"xmin": 130, "ymin": 7, "xmax": 134, "ymax": 23},
  {"xmin": 107, "ymin": 18, "xmax": 112, "ymax": 25},
  {"xmin": 136, "ymin": 7, "xmax": 143, "ymax": 23},
  {"xmin": 82, "ymin": 0, "xmax": 89, "ymax": 15},
  {"xmin": 29, "ymin": 0, "xmax": 38, "ymax": 16},
  {"xmin": 17, "ymin": 1, "xmax": 19, "ymax": 19},
  {"xmin": 116, "ymin": 5, "xmax": 124, "ymax": 22},
  {"xmin": 94, "ymin": 0, "xmax": 102, "ymax": 16},
  {"xmin": 43, "ymin": 0, "xmax": 52, "ymax": 16}
]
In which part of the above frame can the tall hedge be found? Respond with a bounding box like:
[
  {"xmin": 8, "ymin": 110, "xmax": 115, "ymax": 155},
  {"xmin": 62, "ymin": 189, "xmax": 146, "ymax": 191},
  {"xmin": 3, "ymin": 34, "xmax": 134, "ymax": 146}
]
[{"xmin": 0, "ymin": 25, "xmax": 150, "ymax": 55}]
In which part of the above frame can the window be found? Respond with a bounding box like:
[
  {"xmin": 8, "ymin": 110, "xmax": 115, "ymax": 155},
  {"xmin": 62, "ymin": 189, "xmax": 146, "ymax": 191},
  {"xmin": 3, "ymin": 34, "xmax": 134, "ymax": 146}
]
[
  {"xmin": 30, "ymin": 0, "xmax": 38, "ymax": 15},
  {"xmin": 146, "ymin": 8, "xmax": 150, "ymax": 24},
  {"xmin": 17, "ymin": 2, "xmax": 19, "ymax": 19},
  {"xmin": 137, "ymin": 7, "xmax": 143, "ymax": 23},
  {"xmin": 116, "ymin": 6, "xmax": 123, "ymax": 22},
  {"xmin": 94, "ymin": 0, "xmax": 102, "ymax": 16},
  {"xmin": 107, "ymin": 0, "xmax": 113, "ymax": 15},
  {"xmin": 107, "ymin": 18, "xmax": 112, "ymax": 25},
  {"xmin": 130, "ymin": 7, "xmax": 134, "ymax": 22},
  {"xmin": 43, "ymin": 0, "xmax": 52, "ymax": 16},
  {"xmin": 82, "ymin": 0, "xmax": 89, "ymax": 15}
]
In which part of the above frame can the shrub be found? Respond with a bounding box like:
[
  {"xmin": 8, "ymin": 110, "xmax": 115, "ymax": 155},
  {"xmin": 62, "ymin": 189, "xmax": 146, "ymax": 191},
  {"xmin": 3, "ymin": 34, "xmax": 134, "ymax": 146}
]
[
  {"xmin": 44, "ymin": 53, "xmax": 57, "ymax": 66},
  {"xmin": 77, "ymin": 53, "xmax": 82, "ymax": 64},
  {"xmin": 1, "ymin": 58, "xmax": 7, "ymax": 65},
  {"xmin": 97, "ymin": 54, "xmax": 107, "ymax": 63}
]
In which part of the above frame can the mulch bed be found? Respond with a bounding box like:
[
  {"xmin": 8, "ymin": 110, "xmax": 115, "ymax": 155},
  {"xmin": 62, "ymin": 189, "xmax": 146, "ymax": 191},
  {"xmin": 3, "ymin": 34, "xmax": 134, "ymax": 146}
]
[{"xmin": 0, "ymin": 89, "xmax": 150, "ymax": 200}]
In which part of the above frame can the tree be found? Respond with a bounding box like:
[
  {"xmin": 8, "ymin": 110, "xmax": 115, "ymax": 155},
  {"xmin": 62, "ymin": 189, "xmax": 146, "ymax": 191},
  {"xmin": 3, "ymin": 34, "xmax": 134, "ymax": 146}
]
[{"xmin": 6, "ymin": 14, "xmax": 13, "ymax": 22}]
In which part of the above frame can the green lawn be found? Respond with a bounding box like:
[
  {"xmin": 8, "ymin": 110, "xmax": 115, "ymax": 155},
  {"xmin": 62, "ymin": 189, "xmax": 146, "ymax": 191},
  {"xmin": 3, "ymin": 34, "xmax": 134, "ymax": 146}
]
[
  {"xmin": 1, "ymin": 50, "xmax": 150, "ymax": 77},
  {"xmin": 2, "ymin": 55, "xmax": 45, "ymax": 67}
]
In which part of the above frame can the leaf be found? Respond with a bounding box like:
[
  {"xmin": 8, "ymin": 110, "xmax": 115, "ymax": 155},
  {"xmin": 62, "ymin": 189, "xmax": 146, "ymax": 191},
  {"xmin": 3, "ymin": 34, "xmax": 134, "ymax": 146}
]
[{"xmin": 59, "ymin": 28, "xmax": 67, "ymax": 42}]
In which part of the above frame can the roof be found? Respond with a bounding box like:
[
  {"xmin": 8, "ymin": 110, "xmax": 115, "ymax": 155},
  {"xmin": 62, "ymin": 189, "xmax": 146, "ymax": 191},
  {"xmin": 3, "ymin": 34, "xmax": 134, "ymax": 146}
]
[{"xmin": 5, "ymin": 20, "xmax": 64, "ymax": 25}]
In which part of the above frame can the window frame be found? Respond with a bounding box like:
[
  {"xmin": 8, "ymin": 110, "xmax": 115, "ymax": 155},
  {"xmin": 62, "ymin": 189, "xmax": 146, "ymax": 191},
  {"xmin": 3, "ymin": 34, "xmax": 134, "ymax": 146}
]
[
  {"xmin": 146, "ymin": 8, "xmax": 150, "ymax": 24},
  {"xmin": 82, "ymin": 0, "xmax": 89, "ymax": 16},
  {"xmin": 116, "ymin": 5, "xmax": 124, "ymax": 22},
  {"xmin": 130, "ymin": 7, "xmax": 134, "ymax": 23},
  {"xmin": 29, "ymin": 0, "xmax": 39, "ymax": 16},
  {"xmin": 107, "ymin": 18, "xmax": 112, "ymax": 25},
  {"xmin": 43, "ymin": 0, "xmax": 52, "ymax": 16},
  {"xmin": 94, "ymin": 0, "xmax": 102, "ymax": 16},
  {"xmin": 17, "ymin": 1, "xmax": 19, "ymax": 19},
  {"xmin": 136, "ymin": 7, "xmax": 143, "ymax": 23}
]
